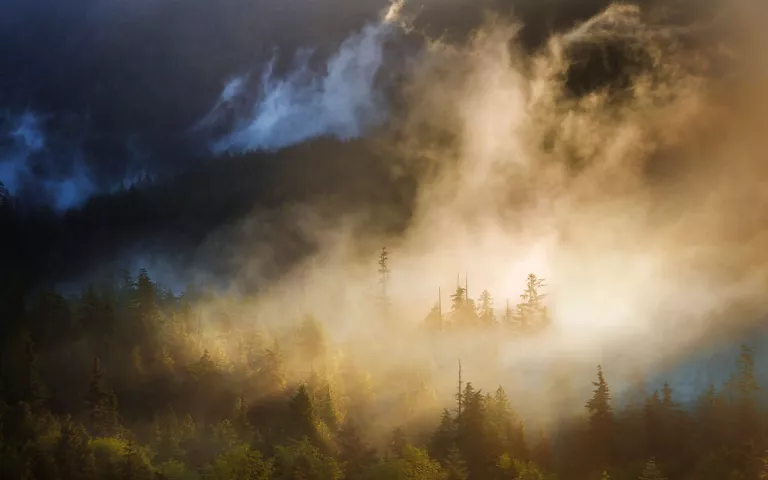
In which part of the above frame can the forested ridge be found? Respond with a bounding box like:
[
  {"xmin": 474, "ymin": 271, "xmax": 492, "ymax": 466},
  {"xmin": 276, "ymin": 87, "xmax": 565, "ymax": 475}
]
[
  {"xmin": 0, "ymin": 136, "xmax": 416, "ymax": 291},
  {"xmin": 0, "ymin": 243, "xmax": 766, "ymax": 480}
]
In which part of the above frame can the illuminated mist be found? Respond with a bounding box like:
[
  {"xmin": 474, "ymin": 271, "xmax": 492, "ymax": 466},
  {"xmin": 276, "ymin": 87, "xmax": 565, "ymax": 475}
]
[{"xmin": 188, "ymin": 0, "xmax": 768, "ymax": 436}]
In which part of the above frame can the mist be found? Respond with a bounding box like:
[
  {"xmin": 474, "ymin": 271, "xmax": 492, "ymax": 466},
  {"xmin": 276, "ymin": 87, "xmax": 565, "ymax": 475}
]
[
  {"xmin": 5, "ymin": 1, "xmax": 768, "ymax": 478},
  {"xmin": 172, "ymin": 0, "xmax": 768, "ymax": 425}
]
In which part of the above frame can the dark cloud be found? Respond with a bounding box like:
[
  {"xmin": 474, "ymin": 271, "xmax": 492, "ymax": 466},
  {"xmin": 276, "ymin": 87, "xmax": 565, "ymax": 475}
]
[{"xmin": 0, "ymin": 0, "xmax": 633, "ymax": 207}]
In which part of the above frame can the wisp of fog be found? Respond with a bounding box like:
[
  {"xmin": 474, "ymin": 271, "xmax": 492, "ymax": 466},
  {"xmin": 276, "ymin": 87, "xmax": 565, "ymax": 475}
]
[{"xmin": 190, "ymin": 0, "xmax": 768, "ymax": 430}]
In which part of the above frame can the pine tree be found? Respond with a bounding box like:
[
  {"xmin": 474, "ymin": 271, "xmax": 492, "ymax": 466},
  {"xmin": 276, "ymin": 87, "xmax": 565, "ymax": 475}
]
[
  {"xmin": 289, "ymin": 384, "xmax": 315, "ymax": 441},
  {"xmin": 296, "ymin": 314, "xmax": 327, "ymax": 370},
  {"xmin": 56, "ymin": 416, "xmax": 96, "ymax": 480},
  {"xmin": 317, "ymin": 384, "xmax": 340, "ymax": 431},
  {"xmin": 424, "ymin": 304, "xmax": 443, "ymax": 332},
  {"xmin": 338, "ymin": 420, "xmax": 377, "ymax": 480},
  {"xmin": 477, "ymin": 290, "xmax": 495, "ymax": 327},
  {"xmin": 390, "ymin": 427, "xmax": 408, "ymax": 459},
  {"xmin": 451, "ymin": 287, "xmax": 467, "ymax": 313},
  {"xmin": 443, "ymin": 444, "xmax": 469, "ymax": 480},
  {"xmin": 639, "ymin": 458, "xmax": 667, "ymax": 480},
  {"xmin": 262, "ymin": 340, "xmax": 286, "ymax": 392},
  {"xmin": 512, "ymin": 273, "xmax": 548, "ymax": 331},
  {"xmin": 20, "ymin": 333, "xmax": 47, "ymax": 408},
  {"xmin": 430, "ymin": 409, "xmax": 456, "ymax": 464},
  {"xmin": 86, "ymin": 357, "xmax": 120, "ymax": 437},
  {"xmin": 233, "ymin": 394, "xmax": 253, "ymax": 443},
  {"xmin": 730, "ymin": 345, "xmax": 761, "ymax": 445},
  {"xmin": 586, "ymin": 365, "xmax": 614, "ymax": 466},
  {"xmin": 377, "ymin": 247, "xmax": 391, "ymax": 311},
  {"xmin": 121, "ymin": 440, "xmax": 155, "ymax": 480},
  {"xmin": 490, "ymin": 386, "xmax": 527, "ymax": 460}
]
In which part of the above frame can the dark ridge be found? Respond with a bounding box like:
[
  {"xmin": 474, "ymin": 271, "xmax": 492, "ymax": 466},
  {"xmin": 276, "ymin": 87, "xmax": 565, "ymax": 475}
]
[{"xmin": 0, "ymin": 136, "xmax": 418, "ymax": 293}]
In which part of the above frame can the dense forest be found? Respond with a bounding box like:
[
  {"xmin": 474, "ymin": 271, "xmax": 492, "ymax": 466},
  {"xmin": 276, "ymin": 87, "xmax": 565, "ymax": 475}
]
[{"xmin": 0, "ymin": 236, "xmax": 766, "ymax": 480}]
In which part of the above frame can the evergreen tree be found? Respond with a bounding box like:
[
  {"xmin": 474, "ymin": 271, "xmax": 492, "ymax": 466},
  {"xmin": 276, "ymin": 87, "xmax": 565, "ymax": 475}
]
[
  {"xmin": 389, "ymin": 427, "xmax": 408, "ymax": 459},
  {"xmin": 296, "ymin": 314, "xmax": 327, "ymax": 369},
  {"xmin": 430, "ymin": 409, "xmax": 456, "ymax": 463},
  {"xmin": 443, "ymin": 444, "xmax": 469, "ymax": 480},
  {"xmin": 512, "ymin": 274, "xmax": 548, "ymax": 332},
  {"xmin": 233, "ymin": 394, "xmax": 254, "ymax": 443},
  {"xmin": 377, "ymin": 247, "xmax": 391, "ymax": 311},
  {"xmin": 317, "ymin": 384, "xmax": 340, "ymax": 432},
  {"xmin": 639, "ymin": 458, "xmax": 667, "ymax": 480},
  {"xmin": 489, "ymin": 386, "xmax": 527, "ymax": 460},
  {"xmin": 586, "ymin": 365, "xmax": 614, "ymax": 467},
  {"xmin": 86, "ymin": 357, "xmax": 120, "ymax": 437},
  {"xmin": 273, "ymin": 437, "xmax": 343, "ymax": 480},
  {"xmin": 477, "ymin": 290, "xmax": 495, "ymax": 327},
  {"xmin": 56, "ymin": 416, "xmax": 96, "ymax": 480},
  {"xmin": 206, "ymin": 444, "xmax": 273, "ymax": 480},
  {"xmin": 20, "ymin": 333, "xmax": 47, "ymax": 408},
  {"xmin": 289, "ymin": 384, "xmax": 315, "ymax": 441},
  {"xmin": 121, "ymin": 440, "xmax": 155, "ymax": 480},
  {"xmin": 338, "ymin": 420, "xmax": 377, "ymax": 480},
  {"xmin": 424, "ymin": 304, "xmax": 443, "ymax": 332},
  {"xmin": 261, "ymin": 340, "xmax": 286, "ymax": 392}
]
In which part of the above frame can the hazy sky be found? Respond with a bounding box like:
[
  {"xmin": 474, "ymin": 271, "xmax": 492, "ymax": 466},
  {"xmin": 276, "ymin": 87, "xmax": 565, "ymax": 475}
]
[{"xmin": 0, "ymin": 0, "xmax": 620, "ymax": 209}]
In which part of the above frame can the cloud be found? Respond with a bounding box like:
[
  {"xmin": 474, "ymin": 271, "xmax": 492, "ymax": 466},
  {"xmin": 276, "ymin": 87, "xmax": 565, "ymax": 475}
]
[
  {"xmin": 178, "ymin": 1, "xmax": 768, "ymax": 413},
  {"xmin": 0, "ymin": 110, "xmax": 95, "ymax": 211},
  {"xmin": 205, "ymin": 1, "xmax": 407, "ymax": 154}
]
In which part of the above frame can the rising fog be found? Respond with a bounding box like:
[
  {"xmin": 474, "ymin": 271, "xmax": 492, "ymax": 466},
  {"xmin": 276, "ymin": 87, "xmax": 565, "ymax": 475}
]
[{"xmin": 167, "ymin": 0, "xmax": 768, "ymax": 432}]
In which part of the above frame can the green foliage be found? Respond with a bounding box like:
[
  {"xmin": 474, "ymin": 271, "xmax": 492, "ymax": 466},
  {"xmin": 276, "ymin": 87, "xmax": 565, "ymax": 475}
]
[
  {"xmin": 205, "ymin": 444, "xmax": 273, "ymax": 480},
  {"xmin": 443, "ymin": 444, "xmax": 469, "ymax": 480},
  {"xmin": 56, "ymin": 416, "xmax": 96, "ymax": 480},
  {"xmin": 0, "ymin": 263, "xmax": 767, "ymax": 480},
  {"xmin": 273, "ymin": 437, "xmax": 343, "ymax": 480},
  {"xmin": 365, "ymin": 445, "xmax": 444, "ymax": 480},
  {"xmin": 638, "ymin": 458, "xmax": 666, "ymax": 480}
]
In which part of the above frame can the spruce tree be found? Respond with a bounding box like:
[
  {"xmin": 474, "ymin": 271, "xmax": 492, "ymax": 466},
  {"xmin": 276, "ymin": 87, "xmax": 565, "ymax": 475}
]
[
  {"xmin": 443, "ymin": 444, "xmax": 469, "ymax": 480},
  {"xmin": 390, "ymin": 427, "xmax": 408, "ymax": 459},
  {"xmin": 86, "ymin": 357, "xmax": 120, "ymax": 437},
  {"xmin": 639, "ymin": 458, "xmax": 667, "ymax": 480},
  {"xmin": 317, "ymin": 384, "xmax": 340, "ymax": 432},
  {"xmin": 477, "ymin": 290, "xmax": 495, "ymax": 327},
  {"xmin": 377, "ymin": 247, "xmax": 391, "ymax": 311},
  {"xmin": 56, "ymin": 416, "xmax": 96, "ymax": 480},
  {"xmin": 233, "ymin": 394, "xmax": 253, "ymax": 444},
  {"xmin": 20, "ymin": 333, "xmax": 46, "ymax": 408},
  {"xmin": 289, "ymin": 384, "xmax": 315, "ymax": 441},
  {"xmin": 586, "ymin": 365, "xmax": 614, "ymax": 466},
  {"xmin": 430, "ymin": 409, "xmax": 456, "ymax": 463},
  {"xmin": 338, "ymin": 420, "xmax": 376, "ymax": 480}
]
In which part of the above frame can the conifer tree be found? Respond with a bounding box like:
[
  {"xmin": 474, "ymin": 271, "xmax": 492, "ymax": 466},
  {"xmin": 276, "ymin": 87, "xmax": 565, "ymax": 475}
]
[
  {"xmin": 338, "ymin": 420, "xmax": 377, "ymax": 480},
  {"xmin": 390, "ymin": 427, "xmax": 408, "ymax": 459},
  {"xmin": 121, "ymin": 440, "xmax": 155, "ymax": 480},
  {"xmin": 639, "ymin": 458, "xmax": 667, "ymax": 480},
  {"xmin": 296, "ymin": 314, "xmax": 327, "ymax": 369},
  {"xmin": 20, "ymin": 333, "xmax": 47, "ymax": 408},
  {"xmin": 443, "ymin": 444, "xmax": 469, "ymax": 480},
  {"xmin": 233, "ymin": 394, "xmax": 253, "ymax": 443},
  {"xmin": 317, "ymin": 383, "xmax": 340, "ymax": 431},
  {"xmin": 477, "ymin": 290, "xmax": 495, "ymax": 327},
  {"xmin": 377, "ymin": 247, "xmax": 391, "ymax": 311},
  {"xmin": 430, "ymin": 409, "xmax": 456, "ymax": 464},
  {"xmin": 56, "ymin": 416, "xmax": 96, "ymax": 480},
  {"xmin": 729, "ymin": 344, "xmax": 761, "ymax": 446},
  {"xmin": 586, "ymin": 365, "xmax": 614, "ymax": 466},
  {"xmin": 289, "ymin": 384, "xmax": 315, "ymax": 441},
  {"xmin": 86, "ymin": 357, "xmax": 120, "ymax": 437},
  {"xmin": 512, "ymin": 274, "xmax": 548, "ymax": 331},
  {"xmin": 262, "ymin": 340, "xmax": 286, "ymax": 392}
]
